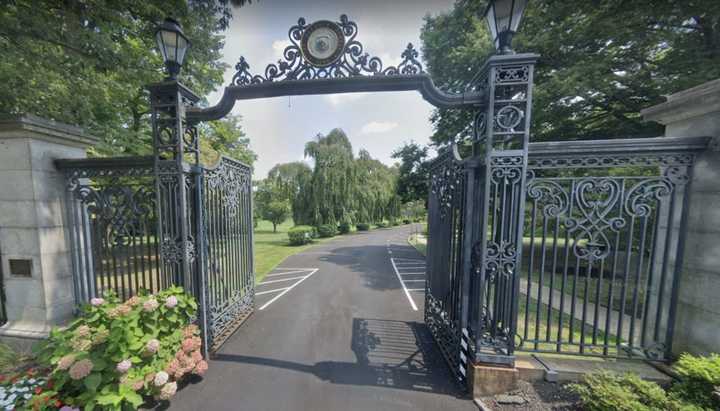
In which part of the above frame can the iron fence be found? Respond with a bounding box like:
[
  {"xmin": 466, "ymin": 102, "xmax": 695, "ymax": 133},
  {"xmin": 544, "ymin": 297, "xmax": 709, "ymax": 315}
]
[
  {"xmin": 55, "ymin": 157, "xmax": 165, "ymax": 303},
  {"xmin": 516, "ymin": 136, "xmax": 707, "ymax": 360}
]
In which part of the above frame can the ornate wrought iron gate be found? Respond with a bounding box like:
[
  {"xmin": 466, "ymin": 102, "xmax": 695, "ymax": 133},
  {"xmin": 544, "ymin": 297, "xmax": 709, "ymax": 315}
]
[{"xmin": 197, "ymin": 157, "xmax": 254, "ymax": 352}]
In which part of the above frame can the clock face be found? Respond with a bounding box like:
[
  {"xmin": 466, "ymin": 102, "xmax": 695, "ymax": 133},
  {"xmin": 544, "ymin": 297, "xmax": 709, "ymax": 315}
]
[{"xmin": 300, "ymin": 21, "xmax": 345, "ymax": 67}]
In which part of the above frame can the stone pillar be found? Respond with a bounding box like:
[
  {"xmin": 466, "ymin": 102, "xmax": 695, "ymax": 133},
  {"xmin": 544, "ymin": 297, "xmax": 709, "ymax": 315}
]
[
  {"xmin": 642, "ymin": 78, "xmax": 720, "ymax": 356},
  {"xmin": 0, "ymin": 114, "xmax": 98, "ymax": 341}
]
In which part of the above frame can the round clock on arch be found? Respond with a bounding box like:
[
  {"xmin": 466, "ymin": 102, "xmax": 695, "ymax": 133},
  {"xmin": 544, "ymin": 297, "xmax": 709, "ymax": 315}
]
[{"xmin": 300, "ymin": 20, "xmax": 345, "ymax": 67}]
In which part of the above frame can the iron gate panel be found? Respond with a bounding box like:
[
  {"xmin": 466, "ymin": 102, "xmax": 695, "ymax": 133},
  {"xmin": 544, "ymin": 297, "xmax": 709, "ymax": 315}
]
[
  {"xmin": 198, "ymin": 156, "xmax": 254, "ymax": 352},
  {"xmin": 517, "ymin": 138, "xmax": 701, "ymax": 360},
  {"xmin": 425, "ymin": 148, "xmax": 467, "ymax": 382},
  {"xmin": 56, "ymin": 157, "xmax": 166, "ymax": 303}
]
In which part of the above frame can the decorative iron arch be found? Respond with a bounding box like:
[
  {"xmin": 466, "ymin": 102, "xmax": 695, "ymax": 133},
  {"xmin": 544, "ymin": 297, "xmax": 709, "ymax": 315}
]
[{"xmin": 187, "ymin": 14, "xmax": 485, "ymax": 122}]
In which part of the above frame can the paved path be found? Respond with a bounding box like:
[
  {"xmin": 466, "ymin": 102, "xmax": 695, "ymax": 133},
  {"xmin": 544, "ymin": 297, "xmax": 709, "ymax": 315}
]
[{"xmin": 170, "ymin": 225, "xmax": 473, "ymax": 411}]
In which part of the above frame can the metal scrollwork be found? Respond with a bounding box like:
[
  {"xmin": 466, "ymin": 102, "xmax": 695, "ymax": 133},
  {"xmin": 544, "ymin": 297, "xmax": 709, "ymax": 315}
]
[
  {"xmin": 565, "ymin": 178, "xmax": 625, "ymax": 261},
  {"xmin": 624, "ymin": 178, "xmax": 673, "ymax": 218},
  {"xmin": 527, "ymin": 180, "xmax": 569, "ymax": 218},
  {"xmin": 430, "ymin": 152, "xmax": 463, "ymax": 219},
  {"xmin": 231, "ymin": 14, "xmax": 423, "ymax": 86},
  {"xmin": 204, "ymin": 157, "xmax": 251, "ymax": 217}
]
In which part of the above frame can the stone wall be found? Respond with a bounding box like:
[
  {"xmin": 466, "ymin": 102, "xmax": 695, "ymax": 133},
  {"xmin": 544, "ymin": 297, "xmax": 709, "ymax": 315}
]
[
  {"xmin": 642, "ymin": 78, "xmax": 720, "ymax": 355},
  {"xmin": 0, "ymin": 114, "xmax": 97, "ymax": 340}
]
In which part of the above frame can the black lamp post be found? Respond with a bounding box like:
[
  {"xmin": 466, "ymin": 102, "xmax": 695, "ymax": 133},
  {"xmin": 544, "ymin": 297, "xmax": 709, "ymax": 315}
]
[
  {"xmin": 155, "ymin": 18, "xmax": 190, "ymax": 79},
  {"xmin": 484, "ymin": 0, "xmax": 528, "ymax": 54}
]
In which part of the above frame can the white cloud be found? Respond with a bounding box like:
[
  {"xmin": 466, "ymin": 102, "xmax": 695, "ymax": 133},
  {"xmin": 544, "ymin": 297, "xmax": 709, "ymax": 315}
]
[
  {"xmin": 361, "ymin": 121, "xmax": 399, "ymax": 134},
  {"xmin": 324, "ymin": 92, "xmax": 368, "ymax": 106},
  {"xmin": 271, "ymin": 40, "xmax": 291, "ymax": 59}
]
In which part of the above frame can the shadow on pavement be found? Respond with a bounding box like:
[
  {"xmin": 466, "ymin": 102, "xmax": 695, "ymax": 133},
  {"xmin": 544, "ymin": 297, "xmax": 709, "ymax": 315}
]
[{"xmin": 213, "ymin": 318, "xmax": 465, "ymax": 398}]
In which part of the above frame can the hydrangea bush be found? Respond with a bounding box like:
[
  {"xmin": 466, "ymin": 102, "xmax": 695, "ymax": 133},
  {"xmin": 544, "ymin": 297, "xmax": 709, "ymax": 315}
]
[{"xmin": 32, "ymin": 286, "xmax": 207, "ymax": 410}]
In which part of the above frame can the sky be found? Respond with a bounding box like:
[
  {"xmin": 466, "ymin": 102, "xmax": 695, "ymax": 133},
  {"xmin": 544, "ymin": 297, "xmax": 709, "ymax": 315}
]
[{"xmin": 204, "ymin": 0, "xmax": 456, "ymax": 177}]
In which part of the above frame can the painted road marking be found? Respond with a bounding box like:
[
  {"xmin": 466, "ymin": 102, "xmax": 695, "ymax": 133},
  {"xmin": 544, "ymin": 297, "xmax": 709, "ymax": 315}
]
[
  {"xmin": 258, "ymin": 268, "xmax": 319, "ymax": 311},
  {"xmin": 259, "ymin": 275, "xmax": 308, "ymax": 285},
  {"xmin": 264, "ymin": 270, "xmax": 311, "ymax": 277},
  {"xmin": 390, "ymin": 257, "xmax": 418, "ymax": 311},
  {"xmin": 255, "ymin": 287, "xmax": 290, "ymax": 296}
]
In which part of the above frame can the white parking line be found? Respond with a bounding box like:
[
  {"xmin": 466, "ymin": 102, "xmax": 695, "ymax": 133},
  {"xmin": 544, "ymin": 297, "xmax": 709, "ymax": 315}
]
[
  {"xmin": 255, "ymin": 287, "xmax": 290, "ymax": 296},
  {"xmin": 259, "ymin": 275, "xmax": 308, "ymax": 285},
  {"xmin": 407, "ymin": 288, "xmax": 424, "ymax": 292},
  {"xmin": 402, "ymin": 279, "xmax": 425, "ymax": 282},
  {"xmin": 397, "ymin": 271, "xmax": 426, "ymax": 275},
  {"xmin": 259, "ymin": 268, "xmax": 319, "ymax": 311},
  {"xmin": 390, "ymin": 257, "xmax": 418, "ymax": 311},
  {"xmin": 264, "ymin": 270, "xmax": 311, "ymax": 277}
]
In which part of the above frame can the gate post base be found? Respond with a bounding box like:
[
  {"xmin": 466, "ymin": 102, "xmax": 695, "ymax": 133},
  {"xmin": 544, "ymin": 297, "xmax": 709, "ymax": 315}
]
[{"xmin": 468, "ymin": 362, "xmax": 519, "ymax": 397}]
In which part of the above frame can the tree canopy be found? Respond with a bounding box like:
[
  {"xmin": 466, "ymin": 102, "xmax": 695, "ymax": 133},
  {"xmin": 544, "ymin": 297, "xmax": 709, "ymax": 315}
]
[
  {"xmin": 421, "ymin": 0, "xmax": 720, "ymax": 145},
  {"xmin": 391, "ymin": 141, "xmax": 430, "ymax": 204},
  {"xmin": 0, "ymin": 0, "xmax": 254, "ymax": 164},
  {"xmin": 260, "ymin": 129, "xmax": 401, "ymax": 227}
]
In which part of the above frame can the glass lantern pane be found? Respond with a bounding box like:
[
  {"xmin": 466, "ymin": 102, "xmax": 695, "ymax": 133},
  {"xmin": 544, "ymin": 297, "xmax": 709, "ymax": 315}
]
[
  {"xmin": 509, "ymin": 0, "xmax": 528, "ymax": 32},
  {"xmin": 161, "ymin": 30, "xmax": 178, "ymax": 61},
  {"xmin": 155, "ymin": 31, "xmax": 168, "ymax": 61},
  {"xmin": 494, "ymin": 0, "xmax": 514, "ymax": 32},
  {"xmin": 176, "ymin": 35, "xmax": 188, "ymax": 66},
  {"xmin": 485, "ymin": 4, "xmax": 499, "ymax": 47}
]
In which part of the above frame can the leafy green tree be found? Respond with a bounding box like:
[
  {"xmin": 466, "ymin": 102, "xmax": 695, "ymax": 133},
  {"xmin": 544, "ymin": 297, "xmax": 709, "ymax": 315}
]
[
  {"xmin": 421, "ymin": 0, "xmax": 720, "ymax": 145},
  {"xmin": 391, "ymin": 141, "xmax": 430, "ymax": 203},
  {"xmin": 254, "ymin": 180, "xmax": 291, "ymax": 232},
  {"xmin": 0, "ymin": 0, "xmax": 238, "ymax": 156},
  {"xmin": 299, "ymin": 129, "xmax": 356, "ymax": 226},
  {"xmin": 199, "ymin": 114, "xmax": 256, "ymax": 166}
]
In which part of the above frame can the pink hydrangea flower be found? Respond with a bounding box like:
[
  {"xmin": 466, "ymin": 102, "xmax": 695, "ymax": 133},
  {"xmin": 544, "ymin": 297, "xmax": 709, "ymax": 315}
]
[
  {"xmin": 68, "ymin": 358, "xmax": 93, "ymax": 380},
  {"xmin": 158, "ymin": 381, "xmax": 178, "ymax": 400},
  {"xmin": 57, "ymin": 354, "xmax": 76, "ymax": 371},
  {"xmin": 165, "ymin": 359, "xmax": 180, "ymax": 375},
  {"xmin": 90, "ymin": 297, "xmax": 105, "ymax": 306},
  {"xmin": 165, "ymin": 295, "xmax": 178, "ymax": 308},
  {"xmin": 116, "ymin": 359, "xmax": 132, "ymax": 374},
  {"xmin": 153, "ymin": 371, "xmax": 169, "ymax": 387},
  {"xmin": 60, "ymin": 406, "xmax": 80, "ymax": 411},
  {"xmin": 194, "ymin": 360, "xmax": 208, "ymax": 376},
  {"xmin": 143, "ymin": 297, "xmax": 159, "ymax": 312},
  {"xmin": 131, "ymin": 379, "xmax": 144, "ymax": 391},
  {"xmin": 117, "ymin": 304, "xmax": 131, "ymax": 315},
  {"xmin": 183, "ymin": 324, "xmax": 199, "ymax": 338},
  {"xmin": 191, "ymin": 350, "xmax": 202, "ymax": 363},
  {"xmin": 75, "ymin": 325, "xmax": 91, "ymax": 337},
  {"xmin": 146, "ymin": 338, "xmax": 160, "ymax": 354},
  {"xmin": 181, "ymin": 338, "xmax": 195, "ymax": 353},
  {"xmin": 126, "ymin": 296, "xmax": 140, "ymax": 306}
]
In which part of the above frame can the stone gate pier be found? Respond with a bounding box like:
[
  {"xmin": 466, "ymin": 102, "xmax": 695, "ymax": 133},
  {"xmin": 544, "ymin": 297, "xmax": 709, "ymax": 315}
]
[
  {"xmin": 0, "ymin": 114, "xmax": 97, "ymax": 343},
  {"xmin": 642, "ymin": 78, "xmax": 720, "ymax": 356}
]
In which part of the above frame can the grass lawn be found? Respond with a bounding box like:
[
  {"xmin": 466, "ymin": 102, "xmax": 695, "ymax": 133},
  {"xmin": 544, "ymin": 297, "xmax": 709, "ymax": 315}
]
[
  {"xmin": 253, "ymin": 219, "xmax": 334, "ymax": 282},
  {"xmin": 408, "ymin": 232, "xmax": 427, "ymax": 256}
]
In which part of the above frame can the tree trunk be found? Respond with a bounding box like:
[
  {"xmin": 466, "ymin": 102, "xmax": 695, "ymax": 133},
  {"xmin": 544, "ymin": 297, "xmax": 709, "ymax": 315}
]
[{"xmin": 273, "ymin": 222, "xmax": 277, "ymax": 233}]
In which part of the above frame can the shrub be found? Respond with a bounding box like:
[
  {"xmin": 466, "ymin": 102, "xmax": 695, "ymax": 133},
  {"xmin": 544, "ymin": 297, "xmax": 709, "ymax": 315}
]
[
  {"xmin": 356, "ymin": 223, "xmax": 370, "ymax": 231},
  {"xmin": 389, "ymin": 219, "xmax": 399, "ymax": 226},
  {"xmin": 570, "ymin": 371, "xmax": 694, "ymax": 411},
  {"xmin": 288, "ymin": 225, "xmax": 314, "ymax": 245},
  {"xmin": 316, "ymin": 224, "xmax": 336, "ymax": 238},
  {"xmin": 338, "ymin": 222, "xmax": 351, "ymax": 234},
  {"xmin": 32, "ymin": 287, "xmax": 205, "ymax": 410},
  {"xmin": 375, "ymin": 222, "xmax": 387, "ymax": 228},
  {"xmin": 671, "ymin": 353, "xmax": 720, "ymax": 409},
  {"xmin": 402, "ymin": 219, "xmax": 411, "ymax": 224}
]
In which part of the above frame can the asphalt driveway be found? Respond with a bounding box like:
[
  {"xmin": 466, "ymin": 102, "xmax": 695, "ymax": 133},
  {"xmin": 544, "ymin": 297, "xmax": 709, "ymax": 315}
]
[{"xmin": 169, "ymin": 225, "xmax": 473, "ymax": 411}]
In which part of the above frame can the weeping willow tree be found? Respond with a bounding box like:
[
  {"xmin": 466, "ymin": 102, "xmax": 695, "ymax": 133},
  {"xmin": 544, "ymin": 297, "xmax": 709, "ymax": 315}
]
[{"xmin": 269, "ymin": 128, "xmax": 400, "ymax": 227}]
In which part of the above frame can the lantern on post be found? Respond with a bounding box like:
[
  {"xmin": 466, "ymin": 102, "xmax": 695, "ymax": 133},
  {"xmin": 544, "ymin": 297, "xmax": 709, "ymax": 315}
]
[
  {"xmin": 155, "ymin": 18, "xmax": 190, "ymax": 79},
  {"xmin": 484, "ymin": 0, "xmax": 528, "ymax": 54}
]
